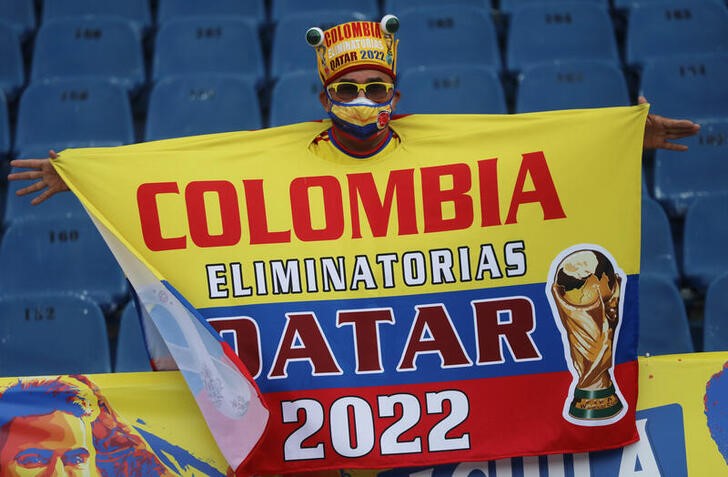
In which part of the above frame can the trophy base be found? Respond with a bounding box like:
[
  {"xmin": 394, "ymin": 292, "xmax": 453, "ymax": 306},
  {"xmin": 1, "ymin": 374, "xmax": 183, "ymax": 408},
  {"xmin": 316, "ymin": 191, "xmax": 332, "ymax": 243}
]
[{"xmin": 569, "ymin": 385, "xmax": 623, "ymax": 420}]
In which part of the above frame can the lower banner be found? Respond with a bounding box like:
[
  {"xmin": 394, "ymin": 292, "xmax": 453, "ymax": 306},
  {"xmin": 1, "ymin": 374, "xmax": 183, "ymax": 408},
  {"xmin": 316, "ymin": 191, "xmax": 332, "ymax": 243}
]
[{"xmin": 3, "ymin": 353, "xmax": 725, "ymax": 476}]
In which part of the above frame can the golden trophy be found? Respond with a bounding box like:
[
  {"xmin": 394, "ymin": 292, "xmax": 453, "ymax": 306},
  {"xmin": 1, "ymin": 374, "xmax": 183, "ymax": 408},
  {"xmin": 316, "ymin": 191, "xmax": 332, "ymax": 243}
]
[{"xmin": 549, "ymin": 248, "xmax": 625, "ymax": 421}]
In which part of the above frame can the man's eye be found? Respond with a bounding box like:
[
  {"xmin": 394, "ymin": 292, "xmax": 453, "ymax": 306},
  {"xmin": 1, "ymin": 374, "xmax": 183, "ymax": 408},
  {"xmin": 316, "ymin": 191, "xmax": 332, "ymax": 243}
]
[
  {"xmin": 63, "ymin": 449, "xmax": 90, "ymax": 465},
  {"xmin": 17, "ymin": 453, "xmax": 48, "ymax": 466}
]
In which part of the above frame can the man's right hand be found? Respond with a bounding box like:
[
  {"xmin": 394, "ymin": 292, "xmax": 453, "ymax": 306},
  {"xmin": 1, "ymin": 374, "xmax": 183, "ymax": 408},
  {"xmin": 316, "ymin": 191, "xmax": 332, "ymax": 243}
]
[{"xmin": 7, "ymin": 150, "xmax": 70, "ymax": 205}]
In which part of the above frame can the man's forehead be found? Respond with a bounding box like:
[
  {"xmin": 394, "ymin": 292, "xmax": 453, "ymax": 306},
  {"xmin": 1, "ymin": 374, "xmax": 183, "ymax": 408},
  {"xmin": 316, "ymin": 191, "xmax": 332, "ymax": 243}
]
[{"xmin": 338, "ymin": 71, "xmax": 392, "ymax": 83}]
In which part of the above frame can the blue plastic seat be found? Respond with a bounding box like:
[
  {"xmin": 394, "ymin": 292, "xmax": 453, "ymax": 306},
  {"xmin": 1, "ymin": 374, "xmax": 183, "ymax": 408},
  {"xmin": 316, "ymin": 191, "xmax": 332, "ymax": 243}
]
[
  {"xmin": 396, "ymin": 65, "xmax": 506, "ymax": 114},
  {"xmin": 654, "ymin": 118, "xmax": 728, "ymax": 218},
  {"xmin": 269, "ymin": 70, "xmax": 327, "ymax": 127},
  {"xmin": 640, "ymin": 53, "xmax": 728, "ymax": 121},
  {"xmin": 0, "ymin": 0, "xmax": 36, "ymax": 38},
  {"xmin": 683, "ymin": 194, "xmax": 728, "ymax": 292},
  {"xmin": 145, "ymin": 74, "xmax": 261, "ymax": 141},
  {"xmin": 638, "ymin": 274, "xmax": 694, "ymax": 356},
  {"xmin": 0, "ymin": 20, "xmax": 24, "ymax": 98},
  {"xmin": 270, "ymin": 11, "xmax": 370, "ymax": 79},
  {"xmin": 31, "ymin": 17, "xmax": 145, "ymax": 92},
  {"xmin": 42, "ymin": 0, "xmax": 152, "ymax": 33},
  {"xmin": 703, "ymin": 272, "xmax": 728, "ymax": 351},
  {"xmin": 0, "ymin": 293, "xmax": 111, "ymax": 376},
  {"xmin": 115, "ymin": 301, "xmax": 152, "ymax": 372},
  {"xmin": 507, "ymin": 3, "xmax": 619, "ymax": 73},
  {"xmin": 385, "ymin": 0, "xmax": 488, "ymax": 15},
  {"xmin": 626, "ymin": 0, "xmax": 728, "ymax": 67},
  {"xmin": 396, "ymin": 6, "xmax": 501, "ymax": 73},
  {"xmin": 157, "ymin": 0, "xmax": 265, "ymax": 26},
  {"xmin": 501, "ymin": 0, "xmax": 608, "ymax": 15},
  {"xmin": 515, "ymin": 60, "xmax": 629, "ymax": 113},
  {"xmin": 273, "ymin": 0, "xmax": 378, "ymax": 21},
  {"xmin": 0, "ymin": 92, "xmax": 8, "ymax": 157},
  {"xmin": 14, "ymin": 79, "xmax": 134, "ymax": 157},
  {"xmin": 0, "ymin": 216, "xmax": 129, "ymax": 309},
  {"xmin": 153, "ymin": 17, "xmax": 264, "ymax": 84},
  {"xmin": 641, "ymin": 198, "xmax": 680, "ymax": 284},
  {"xmin": 615, "ymin": 0, "xmax": 726, "ymax": 9}
]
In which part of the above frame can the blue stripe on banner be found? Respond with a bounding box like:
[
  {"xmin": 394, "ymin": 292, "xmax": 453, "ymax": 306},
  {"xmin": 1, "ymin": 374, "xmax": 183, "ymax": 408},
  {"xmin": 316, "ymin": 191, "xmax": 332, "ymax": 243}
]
[{"xmin": 198, "ymin": 276, "xmax": 638, "ymax": 393}]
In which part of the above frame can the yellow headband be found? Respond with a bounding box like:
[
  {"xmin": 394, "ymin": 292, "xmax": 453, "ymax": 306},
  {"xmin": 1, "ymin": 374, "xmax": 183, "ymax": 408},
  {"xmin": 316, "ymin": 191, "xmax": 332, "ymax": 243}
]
[{"xmin": 306, "ymin": 15, "xmax": 399, "ymax": 85}]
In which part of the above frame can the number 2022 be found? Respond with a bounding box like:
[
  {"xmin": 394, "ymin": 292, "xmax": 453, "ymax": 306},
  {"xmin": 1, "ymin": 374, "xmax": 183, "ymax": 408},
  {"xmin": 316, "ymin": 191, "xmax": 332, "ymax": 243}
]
[{"xmin": 282, "ymin": 390, "xmax": 471, "ymax": 461}]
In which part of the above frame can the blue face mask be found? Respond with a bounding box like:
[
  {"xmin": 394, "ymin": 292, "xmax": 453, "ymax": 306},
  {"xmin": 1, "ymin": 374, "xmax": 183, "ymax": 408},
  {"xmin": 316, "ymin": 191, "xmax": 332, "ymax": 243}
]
[{"xmin": 327, "ymin": 94, "xmax": 394, "ymax": 139}]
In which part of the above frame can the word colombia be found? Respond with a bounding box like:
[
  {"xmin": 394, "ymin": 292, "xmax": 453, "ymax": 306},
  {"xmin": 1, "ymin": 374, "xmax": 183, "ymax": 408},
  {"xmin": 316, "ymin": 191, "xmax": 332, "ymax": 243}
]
[{"xmin": 135, "ymin": 151, "xmax": 567, "ymax": 252}]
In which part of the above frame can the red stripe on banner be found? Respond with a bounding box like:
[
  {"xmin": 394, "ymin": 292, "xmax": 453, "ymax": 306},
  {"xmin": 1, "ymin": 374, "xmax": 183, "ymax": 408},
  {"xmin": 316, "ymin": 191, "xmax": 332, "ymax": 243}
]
[{"xmin": 242, "ymin": 361, "xmax": 638, "ymax": 474}]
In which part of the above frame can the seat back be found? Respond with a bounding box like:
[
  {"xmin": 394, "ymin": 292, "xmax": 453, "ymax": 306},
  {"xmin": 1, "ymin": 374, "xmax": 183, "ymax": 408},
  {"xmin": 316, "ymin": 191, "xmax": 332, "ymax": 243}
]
[
  {"xmin": 0, "ymin": 92, "xmax": 8, "ymax": 156},
  {"xmin": 0, "ymin": 20, "xmax": 24, "ymax": 98},
  {"xmin": 396, "ymin": 6, "xmax": 501, "ymax": 73},
  {"xmin": 153, "ymin": 17, "xmax": 264, "ymax": 84},
  {"xmin": 31, "ymin": 17, "xmax": 145, "ymax": 92},
  {"xmin": 0, "ymin": 0, "xmax": 36, "ymax": 38},
  {"xmin": 386, "ymin": 0, "xmax": 489, "ymax": 14},
  {"xmin": 14, "ymin": 79, "xmax": 134, "ymax": 156},
  {"xmin": 654, "ymin": 118, "xmax": 728, "ymax": 217},
  {"xmin": 115, "ymin": 301, "xmax": 152, "ymax": 372},
  {"xmin": 683, "ymin": 194, "xmax": 728, "ymax": 292},
  {"xmin": 626, "ymin": 0, "xmax": 728, "ymax": 67},
  {"xmin": 507, "ymin": 3, "xmax": 618, "ymax": 73},
  {"xmin": 157, "ymin": 0, "xmax": 265, "ymax": 25},
  {"xmin": 0, "ymin": 216, "xmax": 129, "ymax": 308},
  {"xmin": 145, "ymin": 74, "xmax": 261, "ymax": 141},
  {"xmin": 396, "ymin": 65, "xmax": 506, "ymax": 114},
  {"xmin": 269, "ymin": 70, "xmax": 327, "ymax": 127},
  {"xmin": 641, "ymin": 198, "xmax": 679, "ymax": 284},
  {"xmin": 704, "ymin": 272, "xmax": 728, "ymax": 351},
  {"xmin": 638, "ymin": 274, "xmax": 694, "ymax": 356},
  {"xmin": 0, "ymin": 294, "xmax": 111, "ymax": 376},
  {"xmin": 501, "ymin": 0, "xmax": 608, "ymax": 15},
  {"xmin": 640, "ymin": 53, "xmax": 728, "ymax": 121},
  {"xmin": 272, "ymin": 0, "xmax": 378, "ymax": 21},
  {"xmin": 515, "ymin": 60, "xmax": 629, "ymax": 112},
  {"xmin": 270, "ymin": 11, "xmax": 370, "ymax": 79},
  {"xmin": 42, "ymin": 0, "xmax": 152, "ymax": 32}
]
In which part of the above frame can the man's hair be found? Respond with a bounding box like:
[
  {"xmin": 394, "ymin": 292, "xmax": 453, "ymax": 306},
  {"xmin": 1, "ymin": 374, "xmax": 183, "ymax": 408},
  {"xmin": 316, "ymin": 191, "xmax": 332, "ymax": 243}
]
[{"xmin": 0, "ymin": 377, "xmax": 97, "ymax": 447}]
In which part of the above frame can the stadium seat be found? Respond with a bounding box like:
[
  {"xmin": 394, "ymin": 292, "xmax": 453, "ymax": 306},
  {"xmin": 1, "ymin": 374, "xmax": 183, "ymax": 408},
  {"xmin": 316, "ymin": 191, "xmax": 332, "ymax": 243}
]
[
  {"xmin": 615, "ymin": 0, "xmax": 726, "ymax": 9},
  {"xmin": 0, "ymin": 216, "xmax": 129, "ymax": 309},
  {"xmin": 385, "ymin": 0, "xmax": 489, "ymax": 15},
  {"xmin": 626, "ymin": 0, "xmax": 728, "ymax": 67},
  {"xmin": 14, "ymin": 79, "xmax": 134, "ymax": 157},
  {"xmin": 0, "ymin": 92, "xmax": 8, "ymax": 157},
  {"xmin": 653, "ymin": 118, "xmax": 728, "ymax": 218},
  {"xmin": 115, "ymin": 301, "xmax": 152, "ymax": 372},
  {"xmin": 639, "ymin": 53, "xmax": 728, "ymax": 121},
  {"xmin": 272, "ymin": 0, "xmax": 378, "ymax": 21},
  {"xmin": 0, "ymin": 20, "xmax": 24, "ymax": 98},
  {"xmin": 31, "ymin": 17, "xmax": 145, "ymax": 92},
  {"xmin": 641, "ymin": 198, "xmax": 680, "ymax": 284},
  {"xmin": 683, "ymin": 194, "xmax": 728, "ymax": 292},
  {"xmin": 42, "ymin": 0, "xmax": 152, "ymax": 33},
  {"xmin": 269, "ymin": 70, "xmax": 327, "ymax": 127},
  {"xmin": 145, "ymin": 74, "xmax": 262, "ymax": 141},
  {"xmin": 396, "ymin": 65, "xmax": 507, "ymax": 114},
  {"xmin": 515, "ymin": 60, "xmax": 629, "ymax": 113},
  {"xmin": 0, "ymin": 0, "xmax": 36, "ymax": 38},
  {"xmin": 638, "ymin": 274, "xmax": 694, "ymax": 356},
  {"xmin": 396, "ymin": 6, "xmax": 501, "ymax": 73},
  {"xmin": 704, "ymin": 272, "xmax": 728, "ymax": 351},
  {"xmin": 157, "ymin": 0, "xmax": 266, "ymax": 26},
  {"xmin": 0, "ymin": 293, "xmax": 111, "ymax": 376},
  {"xmin": 270, "ymin": 11, "xmax": 371, "ymax": 79},
  {"xmin": 3, "ymin": 167, "xmax": 87, "ymax": 227},
  {"xmin": 153, "ymin": 17, "xmax": 264, "ymax": 84},
  {"xmin": 507, "ymin": 3, "xmax": 619, "ymax": 73},
  {"xmin": 500, "ymin": 0, "xmax": 608, "ymax": 15}
]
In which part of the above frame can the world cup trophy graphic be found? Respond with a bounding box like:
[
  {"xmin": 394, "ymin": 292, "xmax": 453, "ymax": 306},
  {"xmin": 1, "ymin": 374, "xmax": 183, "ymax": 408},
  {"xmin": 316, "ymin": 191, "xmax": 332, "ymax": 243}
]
[{"xmin": 547, "ymin": 246, "xmax": 627, "ymax": 423}]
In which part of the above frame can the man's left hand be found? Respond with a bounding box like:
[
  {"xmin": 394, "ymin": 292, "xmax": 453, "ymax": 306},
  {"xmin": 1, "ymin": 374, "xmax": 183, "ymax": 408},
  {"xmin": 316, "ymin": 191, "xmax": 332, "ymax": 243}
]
[{"xmin": 640, "ymin": 96, "xmax": 701, "ymax": 151}]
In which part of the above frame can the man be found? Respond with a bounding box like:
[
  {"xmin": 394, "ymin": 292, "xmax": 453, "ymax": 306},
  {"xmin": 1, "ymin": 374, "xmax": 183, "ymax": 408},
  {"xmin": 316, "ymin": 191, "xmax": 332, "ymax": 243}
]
[
  {"xmin": 0, "ymin": 376, "xmax": 173, "ymax": 477},
  {"xmin": 7, "ymin": 15, "xmax": 700, "ymax": 199}
]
